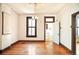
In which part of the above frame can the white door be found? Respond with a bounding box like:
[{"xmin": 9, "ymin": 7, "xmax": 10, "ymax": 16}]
[{"xmin": 53, "ymin": 21, "xmax": 59, "ymax": 44}]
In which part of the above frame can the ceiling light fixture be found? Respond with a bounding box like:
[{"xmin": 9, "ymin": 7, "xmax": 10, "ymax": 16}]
[{"xmin": 32, "ymin": 3, "xmax": 38, "ymax": 20}]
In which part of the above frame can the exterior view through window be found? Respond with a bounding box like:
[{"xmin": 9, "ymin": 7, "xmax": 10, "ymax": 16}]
[{"xmin": 26, "ymin": 17, "xmax": 37, "ymax": 37}]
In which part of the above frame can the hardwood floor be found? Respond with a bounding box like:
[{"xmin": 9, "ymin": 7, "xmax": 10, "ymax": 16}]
[{"xmin": 1, "ymin": 41, "xmax": 71, "ymax": 55}]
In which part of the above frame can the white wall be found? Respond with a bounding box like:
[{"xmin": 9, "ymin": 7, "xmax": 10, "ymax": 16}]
[
  {"xmin": 57, "ymin": 3, "xmax": 79, "ymax": 50},
  {"xmin": 0, "ymin": 3, "xmax": 2, "ymax": 50},
  {"xmin": 18, "ymin": 14, "xmax": 56, "ymax": 41},
  {"xmin": 1, "ymin": 4, "xmax": 19, "ymax": 50},
  {"xmin": 18, "ymin": 14, "xmax": 44, "ymax": 40}
]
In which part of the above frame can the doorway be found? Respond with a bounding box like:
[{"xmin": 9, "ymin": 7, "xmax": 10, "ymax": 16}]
[
  {"xmin": 76, "ymin": 13, "xmax": 79, "ymax": 55},
  {"xmin": 44, "ymin": 16, "xmax": 55, "ymax": 42},
  {"xmin": 59, "ymin": 22, "xmax": 61, "ymax": 44},
  {"xmin": 72, "ymin": 11, "xmax": 79, "ymax": 55}
]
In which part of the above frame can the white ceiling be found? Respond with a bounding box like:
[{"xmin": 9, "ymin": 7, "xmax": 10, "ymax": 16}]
[{"xmin": 7, "ymin": 3, "xmax": 66, "ymax": 14}]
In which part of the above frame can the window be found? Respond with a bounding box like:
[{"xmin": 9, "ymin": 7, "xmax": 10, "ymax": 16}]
[
  {"xmin": 26, "ymin": 17, "xmax": 37, "ymax": 37},
  {"xmin": 45, "ymin": 16, "xmax": 55, "ymax": 23}
]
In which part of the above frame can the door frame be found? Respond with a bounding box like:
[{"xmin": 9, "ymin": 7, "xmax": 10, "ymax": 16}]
[
  {"xmin": 44, "ymin": 16, "xmax": 55, "ymax": 41},
  {"xmin": 72, "ymin": 11, "xmax": 79, "ymax": 55},
  {"xmin": 59, "ymin": 22, "xmax": 61, "ymax": 44}
]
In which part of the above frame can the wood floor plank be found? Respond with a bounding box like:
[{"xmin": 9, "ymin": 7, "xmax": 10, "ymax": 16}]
[{"xmin": 1, "ymin": 41, "xmax": 71, "ymax": 55}]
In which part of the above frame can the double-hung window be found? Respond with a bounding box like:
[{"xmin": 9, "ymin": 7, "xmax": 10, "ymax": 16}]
[{"xmin": 26, "ymin": 17, "xmax": 37, "ymax": 37}]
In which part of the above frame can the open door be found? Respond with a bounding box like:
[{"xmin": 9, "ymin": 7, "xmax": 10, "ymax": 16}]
[{"xmin": 53, "ymin": 21, "xmax": 60, "ymax": 44}]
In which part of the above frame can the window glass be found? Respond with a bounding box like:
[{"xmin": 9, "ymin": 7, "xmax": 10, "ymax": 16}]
[
  {"xmin": 28, "ymin": 28, "xmax": 32, "ymax": 35},
  {"xmin": 28, "ymin": 19, "xmax": 32, "ymax": 27},
  {"xmin": 46, "ymin": 18, "xmax": 53, "ymax": 22},
  {"xmin": 31, "ymin": 28, "xmax": 35, "ymax": 35},
  {"xmin": 31, "ymin": 20, "xmax": 35, "ymax": 27}
]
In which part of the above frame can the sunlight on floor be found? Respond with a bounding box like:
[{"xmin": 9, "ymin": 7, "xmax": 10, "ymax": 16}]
[
  {"xmin": 45, "ymin": 30, "xmax": 53, "ymax": 48},
  {"xmin": 27, "ymin": 45, "xmax": 36, "ymax": 55},
  {"xmin": 45, "ymin": 41, "xmax": 53, "ymax": 48}
]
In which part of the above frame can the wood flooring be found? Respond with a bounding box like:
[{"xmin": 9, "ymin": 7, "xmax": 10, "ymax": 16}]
[{"xmin": 1, "ymin": 41, "xmax": 71, "ymax": 55}]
